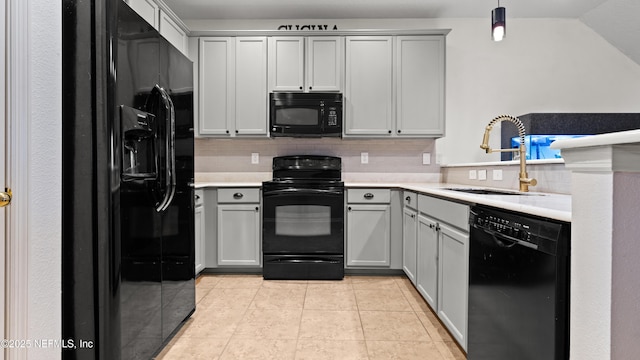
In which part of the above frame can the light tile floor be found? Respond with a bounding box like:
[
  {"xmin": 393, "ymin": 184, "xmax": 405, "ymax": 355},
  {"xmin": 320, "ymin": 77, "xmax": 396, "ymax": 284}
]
[{"xmin": 156, "ymin": 274, "xmax": 466, "ymax": 360}]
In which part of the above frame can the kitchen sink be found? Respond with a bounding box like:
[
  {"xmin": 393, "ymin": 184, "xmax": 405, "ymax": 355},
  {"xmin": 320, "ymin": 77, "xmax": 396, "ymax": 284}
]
[{"xmin": 441, "ymin": 187, "xmax": 543, "ymax": 196}]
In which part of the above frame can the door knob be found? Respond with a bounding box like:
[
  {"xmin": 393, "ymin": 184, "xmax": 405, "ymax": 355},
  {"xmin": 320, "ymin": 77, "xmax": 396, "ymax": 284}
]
[{"xmin": 0, "ymin": 189, "xmax": 12, "ymax": 207}]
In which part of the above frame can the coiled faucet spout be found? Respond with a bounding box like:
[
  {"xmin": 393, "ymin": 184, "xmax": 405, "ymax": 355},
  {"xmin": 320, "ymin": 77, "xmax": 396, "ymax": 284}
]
[{"xmin": 479, "ymin": 115, "xmax": 537, "ymax": 192}]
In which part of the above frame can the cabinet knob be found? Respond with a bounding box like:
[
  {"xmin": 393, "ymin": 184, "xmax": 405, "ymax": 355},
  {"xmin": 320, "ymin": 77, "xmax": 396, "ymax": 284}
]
[
  {"xmin": 411, "ymin": 214, "xmax": 416, "ymax": 218},
  {"xmin": 405, "ymin": 196, "xmax": 411, "ymax": 202},
  {"xmin": 226, "ymin": 130, "xmax": 230, "ymax": 134},
  {"xmin": 299, "ymin": 86, "xmax": 303, "ymax": 90},
  {"xmin": 195, "ymin": 194, "xmax": 200, "ymax": 201},
  {"xmin": 348, "ymin": 206, "xmax": 352, "ymax": 211},
  {"xmin": 233, "ymin": 192, "xmax": 244, "ymax": 199},
  {"xmin": 388, "ymin": 130, "xmax": 392, "ymax": 134},
  {"xmin": 429, "ymin": 224, "xmax": 435, "ymax": 229},
  {"xmin": 398, "ymin": 130, "xmax": 402, "ymax": 134},
  {"xmin": 309, "ymin": 86, "xmax": 312, "ymax": 90},
  {"xmin": 364, "ymin": 193, "xmax": 374, "ymax": 200},
  {"xmin": 255, "ymin": 207, "xmax": 259, "ymax": 211},
  {"xmin": 235, "ymin": 130, "xmax": 239, "ymax": 134}
]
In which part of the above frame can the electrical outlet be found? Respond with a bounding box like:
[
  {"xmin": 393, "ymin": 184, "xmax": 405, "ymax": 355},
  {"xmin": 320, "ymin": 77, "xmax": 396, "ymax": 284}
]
[
  {"xmin": 361, "ymin": 152, "xmax": 369, "ymax": 164},
  {"xmin": 478, "ymin": 169, "xmax": 487, "ymax": 181},
  {"xmin": 493, "ymin": 169, "xmax": 503, "ymax": 181},
  {"xmin": 251, "ymin": 153, "xmax": 259, "ymax": 164},
  {"xmin": 468, "ymin": 170, "xmax": 477, "ymax": 180},
  {"xmin": 422, "ymin": 153, "xmax": 431, "ymax": 165}
]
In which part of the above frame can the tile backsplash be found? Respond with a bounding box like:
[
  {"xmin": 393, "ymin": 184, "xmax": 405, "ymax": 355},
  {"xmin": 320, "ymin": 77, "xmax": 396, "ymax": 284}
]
[{"xmin": 195, "ymin": 137, "xmax": 440, "ymax": 174}]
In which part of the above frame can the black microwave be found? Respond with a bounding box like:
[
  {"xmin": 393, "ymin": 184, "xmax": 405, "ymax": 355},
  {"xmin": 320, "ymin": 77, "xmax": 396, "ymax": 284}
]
[{"xmin": 269, "ymin": 92, "xmax": 343, "ymax": 137}]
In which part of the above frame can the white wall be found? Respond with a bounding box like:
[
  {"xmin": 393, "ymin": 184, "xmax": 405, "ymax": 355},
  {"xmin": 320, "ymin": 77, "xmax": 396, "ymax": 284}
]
[
  {"xmin": 28, "ymin": 0, "xmax": 62, "ymax": 358},
  {"xmin": 187, "ymin": 17, "xmax": 640, "ymax": 165}
]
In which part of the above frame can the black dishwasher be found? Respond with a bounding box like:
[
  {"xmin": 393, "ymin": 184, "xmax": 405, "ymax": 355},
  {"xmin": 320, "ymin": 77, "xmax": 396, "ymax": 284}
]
[{"xmin": 468, "ymin": 205, "xmax": 570, "ymax": 360}]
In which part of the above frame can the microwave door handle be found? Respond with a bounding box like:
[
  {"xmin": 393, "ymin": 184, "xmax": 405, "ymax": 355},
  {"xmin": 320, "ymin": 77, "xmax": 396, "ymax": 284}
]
[{"xmin": 152, "ymin": 85, "xmax": 176, "ymax": 212}]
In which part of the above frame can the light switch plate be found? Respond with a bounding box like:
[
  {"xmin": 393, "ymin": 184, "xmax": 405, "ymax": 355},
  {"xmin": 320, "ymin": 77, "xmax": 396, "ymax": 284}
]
[
  {"xmin": 468, "ymin": 170, "xmax": 477, "ymax": 180},
  {"xmin": 478, "ymin": 169, "xmax": 487, "ymax": 181},
  {"xmin": 361, "ymin": 152, "xmax": 369, "ymax": 164},
  {"xmin": 493, "ymin": 169, "xmax": 503, "ymax": 181},
  {"xmin": 251, "ymin": 153, "xmax": 259, "ymax": 164}
]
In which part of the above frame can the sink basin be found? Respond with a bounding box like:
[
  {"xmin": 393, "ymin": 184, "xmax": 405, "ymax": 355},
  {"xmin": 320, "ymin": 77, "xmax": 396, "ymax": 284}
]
[{"xmin": 441, "ymin": 188, "xmax": 541, "ymax": 196}]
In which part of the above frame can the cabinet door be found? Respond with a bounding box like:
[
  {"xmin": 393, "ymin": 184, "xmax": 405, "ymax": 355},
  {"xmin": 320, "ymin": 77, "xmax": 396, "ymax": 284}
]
[
  {"xmin": 345, "ymin": 36, "xmax": 393, "ymax": 136},
  {"xmin": 438, "ymin": 222, "xmax": 469, "ymax": 351},
  {"xmin": 417, "ymin": 214, "xmax": 438, "ymax": 310},
  {"xmin": 126, "ymin": 0, "xmax": 159, "ymax": 29},
  {"xmin": 199, "ymin": 37, "xmax": 234, "ymax": 136},
  {"xmin": 235, "ymin": 37, "xmax": 268, "ymax": 135},
  {"xmin": 346, "ymin": 204, "xmax": 391, "ymax": 267},
  {"xmin": 159, "ymin": 10, "xmax": 187, "ymax": 55},
  {"xmin": 217, "ymin": 204, "xmax": 261, "ymax": 266},
  {"xmin": 402, "ymin": 207, "xmax": 417, "ymax": 284},
  {"xmin": 194, "ymin": 204, "xmax": 204, "ymax": 274},
  {"xmin": 268, "ymin": 37, "xmax": 305, "ymax": 91},
  {"xmin": 307, "ymin": 37, "xmax": 342, "ymax": 92},
  {"xmin": 396, "ymin": 36, "xmax": 445, "ymax": 136}
]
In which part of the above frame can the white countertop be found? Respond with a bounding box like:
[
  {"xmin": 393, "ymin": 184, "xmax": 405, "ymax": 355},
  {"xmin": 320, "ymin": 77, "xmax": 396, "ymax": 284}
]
[
  {"xmin": 551, "ymin": 128, "xmax": 640, "ymax": 149},
  {"xmin": 194, "ymin": 180, "xmax": 571, "ymax": 222}
]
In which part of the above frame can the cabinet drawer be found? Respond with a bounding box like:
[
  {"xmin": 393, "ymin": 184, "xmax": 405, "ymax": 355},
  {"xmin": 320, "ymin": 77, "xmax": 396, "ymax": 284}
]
[
  {"xmin": 418, "ymin": 194, "xmax": 469, "ymax": 230},
  {"xmin": 347, "ymin": 188, "xmax": 391, "ymax": 203},
  {"xmin": 403, "ymin": 191, "xmax": 418, "ymax": 210},
  {"xmin": 218, "ymin": 188, "xmax": 260, "ymax": 203},
  {"xmin": 194, "ymin": 189, "xmax": 204, "ymax": 207}
]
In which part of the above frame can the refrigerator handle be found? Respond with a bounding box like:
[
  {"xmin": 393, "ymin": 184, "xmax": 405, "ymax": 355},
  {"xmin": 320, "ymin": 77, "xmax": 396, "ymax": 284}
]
[{"xmin": 152, "ymin": 85, "xmax": 176, "ymax": 212}]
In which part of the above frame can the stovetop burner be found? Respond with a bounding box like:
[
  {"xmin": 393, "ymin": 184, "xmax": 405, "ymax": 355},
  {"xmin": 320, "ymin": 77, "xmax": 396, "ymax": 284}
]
[{"xmin": 270, "ymin": 155, "xmax": 341, "ymax": 182}]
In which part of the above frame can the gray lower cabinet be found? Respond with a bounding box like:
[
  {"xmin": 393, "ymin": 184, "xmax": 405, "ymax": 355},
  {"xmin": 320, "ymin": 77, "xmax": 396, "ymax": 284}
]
[
  {"xmin": 216, "ymin": 188, "xmax": 261, "ymax": 267},
  {"xmin": 346, "ymin": 189, "xmax": 392, "ymax": 267},
  {"xmin": 415, "ymin": 194, "xmax": 470, "ymax": 351},
  {"xmin": 437, "ymin": 222, "xmax": 469, "ymax": 350},
  {"xmin": 194, "ymin": 189, "xmax": 205, "ymax": 274},
  {"xmin": 402, "ymin": 191, "xmax": 418, "ymax": 284},
  {"xmin": 416, "ymin": 213, "xmax": 438, "ymax": 310}
]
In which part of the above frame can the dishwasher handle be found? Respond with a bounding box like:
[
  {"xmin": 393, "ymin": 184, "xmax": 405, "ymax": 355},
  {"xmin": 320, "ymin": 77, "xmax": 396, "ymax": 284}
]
[{"xmin": 472, "ymin": 223, "xmax": 538, "ymax": 250}]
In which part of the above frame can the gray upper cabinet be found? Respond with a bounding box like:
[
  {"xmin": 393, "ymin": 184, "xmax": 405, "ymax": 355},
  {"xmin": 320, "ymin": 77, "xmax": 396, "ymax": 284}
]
[
  {"xmin": 396, "ymin": 36, "xmax": 445, "ymax": 136},
  {"xmin": 344, "ymin": 36, "xmax": 394, "ymax": 136},
  {"xmin": 198, "ymin": 37, "xmax": 268, "ymax": 137},
  {"xmin": 268, "ymin": 36, "xmax": 342, "ymax": 92}
]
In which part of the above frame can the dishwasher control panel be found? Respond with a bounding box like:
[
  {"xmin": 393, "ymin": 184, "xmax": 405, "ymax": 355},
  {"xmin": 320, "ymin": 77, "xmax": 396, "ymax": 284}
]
[{"xmin": 470, "ymin": 206, "xmax": 565, "ymax": 250}]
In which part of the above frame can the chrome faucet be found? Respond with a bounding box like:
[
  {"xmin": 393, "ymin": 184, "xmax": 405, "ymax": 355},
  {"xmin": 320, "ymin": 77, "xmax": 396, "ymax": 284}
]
[{"xmin": 480, "ymin": 115, "xmax": 537, "ymax": 192}]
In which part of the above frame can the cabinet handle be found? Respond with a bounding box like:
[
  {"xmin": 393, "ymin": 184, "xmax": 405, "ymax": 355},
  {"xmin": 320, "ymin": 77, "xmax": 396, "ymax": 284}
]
[
  {"xmin": 255, "ymin": 207, "xmax": 259, "ymax": 211},
  {"xmin": 429, "ymin": 224, "xmax": 435, "ymax": 229},
  {"xmin": 309, "ymin": 86, "xmax": 312, "ymax": 90},
  {"xmin": 195, "ymin": 194, "xmax": 200, "ymax": 201},
  {"xmin": 235, "ymin": 130, "xmax": 239, "ymax": 134},
  {"xmin": 411, "ymin": 214, "xmax": 416, "ymax": 218},
  {"xmin": 364, "ymin": 193, "xmax": 374, "ymax": 200},
  {"xmin": 388, "ymin": 130, "xmax": 392, "ymax": 134},
  {"xmin": 299, "ymin": 86, "xmax": 303, "ymax": 90},
  {"xmin": 398, "ymin": 130, "xmax": 402, "ymax": 134},
  {"xmin": 233, "ymin": 192, "xmax": 244, "ymax": 199},
  {"xmin": 226, "ymin": 130, "xmax": 230, "ymax": 134},
  {"xmin": 405, "ymin": 196, "xmax": 411, "ymax": 203},
  {"xmin": 436, "ymin": 224, "xmax": 441, "ymax": 232},
  {"xmin": 348, "ymin": 206, "xmax": 352, "ymax": 211}
]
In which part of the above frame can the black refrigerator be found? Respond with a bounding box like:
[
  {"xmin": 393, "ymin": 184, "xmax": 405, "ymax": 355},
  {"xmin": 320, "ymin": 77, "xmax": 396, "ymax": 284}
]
[{"xmin": 62, "ymin": 1, "xmax": 195, "ymax": 359}]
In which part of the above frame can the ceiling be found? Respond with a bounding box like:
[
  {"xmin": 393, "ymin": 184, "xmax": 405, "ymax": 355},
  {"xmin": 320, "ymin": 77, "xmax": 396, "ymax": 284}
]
[
  {"xmin": 162, "ymin": 0, "xmax": 640, "ymax": 66},
  {"xmin": 163, "ymin": 0, "xmax": 610, "ymax": 20}
]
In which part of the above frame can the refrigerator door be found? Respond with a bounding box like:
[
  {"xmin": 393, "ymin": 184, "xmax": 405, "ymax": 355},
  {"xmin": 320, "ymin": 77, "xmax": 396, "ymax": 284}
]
[
  {"xmin": 117, "ymin": 4, "xmax": 164, "ymax": 359},
  {"xmin": 158, "ymin": 38, "xmax": 195, "ymax": 341}
]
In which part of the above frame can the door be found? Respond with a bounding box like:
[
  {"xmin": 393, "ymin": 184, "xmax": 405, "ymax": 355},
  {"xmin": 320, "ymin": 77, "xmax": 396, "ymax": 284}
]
[
  {"xmin": 346, "ymin": 204, "xmax": 391, "ymax": 266},
  {"xmin": 268, "ymin": 37, "xmax": 305, "ymax": 91},
  {"xmin": 217, "ymin": 204, "xmax": 261, "ymax": 266},
  {"xmin": 402, "ymin": 207, "xmax": 417, "ymax": 284},
  {"xmin": 417, "ymin": 214, "xmax": 438, "ymax": 310},
  {"xmin": 0, "ymin": 1, "xmax": 6, "ymax": 356},
  {"xmin": 344, "ymin": 36, "xmax": 393, "ymax": 135}
]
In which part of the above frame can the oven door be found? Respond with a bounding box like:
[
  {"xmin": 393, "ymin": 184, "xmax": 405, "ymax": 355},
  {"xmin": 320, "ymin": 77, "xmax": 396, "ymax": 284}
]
[{"xmin": 263, "ymin": 187, "xmax": 344, "ymax": 254}]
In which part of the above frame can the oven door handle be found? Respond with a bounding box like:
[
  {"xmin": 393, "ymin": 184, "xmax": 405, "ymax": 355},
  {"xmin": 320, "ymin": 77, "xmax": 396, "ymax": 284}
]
[{"xmin": 263, "ymin": 188, "xmax": 344, "ymax": 197}]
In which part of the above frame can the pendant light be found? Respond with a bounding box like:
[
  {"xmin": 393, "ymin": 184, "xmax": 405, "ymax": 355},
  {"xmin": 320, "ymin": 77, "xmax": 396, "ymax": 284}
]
[{"xmin": 492, "ymin": 2, "xmax": 506, "ymax": 42}]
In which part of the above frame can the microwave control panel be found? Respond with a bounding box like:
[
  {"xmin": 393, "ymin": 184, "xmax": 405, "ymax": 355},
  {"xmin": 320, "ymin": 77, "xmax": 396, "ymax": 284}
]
[{"xmin": 327, "ymin": 107, "xmax": 338, "ymax": 126}]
